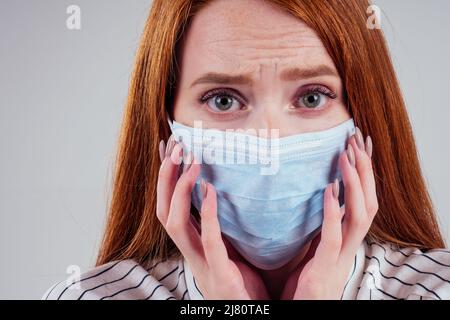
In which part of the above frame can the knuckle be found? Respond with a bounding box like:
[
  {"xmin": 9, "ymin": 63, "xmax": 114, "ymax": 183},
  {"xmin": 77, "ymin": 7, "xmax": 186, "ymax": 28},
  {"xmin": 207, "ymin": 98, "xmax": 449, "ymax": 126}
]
[
  {"xmin": 176, "ymin": 175, "xmax": 190, "ymax": 188},
  {"xmin": 157, "ymin": 165, "xmax": 170, "ymax": 182},
  {"xmin": 338, "ymin": 151, "xmax": 348, "ymax": 167},
  {"xmin": 367, "ymin": 202, "xmax": 379, "ymax": 217},
  {"xmin": 325, "ymin": 238, "xmax": 341, "ymax": 251},
  {"xmin": 202, "ymin": 234, "xmax": 215, "ymax": 252},
  {"xmin": 156, "ymin": 210, "xmax": 169, "ymax": 227},
  {"xmin": 357, "ymin": 149, "xmax": 372, "ymax": 167},
  {"xmin": 325, "ymin": 208, "xmax": 341, "ymax": 223},
  {"xmin": 350, "ymin": 213, "xmax": 366, "ymax": 228},
  {"xmin": 358, "ymin": 160, "xmax": 371, "ymax": 173},
  {"xmin": 165, "ymin": 218, "xmax": 182, "ymax": 234},
  {"xmin": 155, "ymin": 200, "xmax": 168, "ymax": 225},
  {"xmin": 226, "ymin": 278, "xmax": 244, "ymax": 292},
  {"xmin": 156, "ymin": 208, "xmax": 165, "ymax": 223},
  {"xmin": 174, "ymin": 174, "xmax": 193, "ymax": 192},
  {"xmin": 302, "ymin": 275, "xmax": 323, "ymax": 296}
]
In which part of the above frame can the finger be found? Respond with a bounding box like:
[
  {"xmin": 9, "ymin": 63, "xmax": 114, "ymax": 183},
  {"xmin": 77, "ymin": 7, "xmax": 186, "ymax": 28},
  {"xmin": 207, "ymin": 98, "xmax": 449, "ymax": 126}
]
[
  {"xmin": 315, "ymin": 181, "xmax": 343, "ymax": 264},
  {"xmin": 156, "ymin": 136, "xmax": 182, "ymax": 226},
  {"xmin": 200, "ymin": 181, "xmax": 229, "ymax": 271},
  {"xmin": 338, "ymin": 144, "xmax": 368, "ymax": 260},
  {"xmin": 340, "ymin": 206, "xmax": 345, "ymax": 219},
  {"xmin": 159, "ymin": 139, "xmax": 165, "ymax": 163},
  {"xmin": 165, "ymin": 151, "xmax": 205, "ymax": 266},
  {"xmin": 348, "ymin": 130, "xmax": 378, "ymax": 219}
]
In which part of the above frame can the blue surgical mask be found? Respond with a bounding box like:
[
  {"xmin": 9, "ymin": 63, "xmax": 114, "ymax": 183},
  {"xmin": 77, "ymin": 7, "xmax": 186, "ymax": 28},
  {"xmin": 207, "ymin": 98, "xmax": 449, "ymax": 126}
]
[{"xmin": 167, "ymin": 117, "xmax": 355, "ymax": 270}]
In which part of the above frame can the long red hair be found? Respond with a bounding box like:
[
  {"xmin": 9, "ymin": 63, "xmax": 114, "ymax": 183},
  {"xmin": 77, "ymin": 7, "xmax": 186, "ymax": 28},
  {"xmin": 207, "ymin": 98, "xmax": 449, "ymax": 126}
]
[{"xmin": 96, "ymin": 0, "xmax": 446, "ymax": 267}]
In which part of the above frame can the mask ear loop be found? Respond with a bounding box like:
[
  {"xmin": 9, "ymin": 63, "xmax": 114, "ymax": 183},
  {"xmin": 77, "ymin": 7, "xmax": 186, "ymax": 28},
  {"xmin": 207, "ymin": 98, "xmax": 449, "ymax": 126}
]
[{"xmin": 166, "ymin": 111, "xmax": 173, "ymax": 129}]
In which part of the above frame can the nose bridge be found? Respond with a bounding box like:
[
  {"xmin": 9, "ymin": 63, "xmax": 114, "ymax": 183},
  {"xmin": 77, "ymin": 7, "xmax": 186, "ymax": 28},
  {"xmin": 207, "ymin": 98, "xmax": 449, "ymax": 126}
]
[
  {"xmin": 245, "ymin": 61, "xmax": 286, "ymax": 136},
  {"xmin": 247, "ymin": 102, "xmax": 283, "ymax": 136}
]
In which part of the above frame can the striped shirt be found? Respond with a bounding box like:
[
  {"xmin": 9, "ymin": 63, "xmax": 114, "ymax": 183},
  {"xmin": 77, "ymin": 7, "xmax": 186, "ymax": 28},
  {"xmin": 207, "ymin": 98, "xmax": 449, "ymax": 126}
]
[{"xmin": 42, "ymin": 239, "xmax": 450, "ymax": 300}]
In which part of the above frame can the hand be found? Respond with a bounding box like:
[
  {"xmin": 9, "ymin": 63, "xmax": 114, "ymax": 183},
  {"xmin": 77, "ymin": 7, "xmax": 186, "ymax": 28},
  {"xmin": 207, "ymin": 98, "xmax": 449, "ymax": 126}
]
[
  {"xmin": 282, "ymin": 129, "xmax": 378, "ymax": 300},
  {"xmin": 156, "ymin": 136, "xmax": 269, "ymax": 300}
]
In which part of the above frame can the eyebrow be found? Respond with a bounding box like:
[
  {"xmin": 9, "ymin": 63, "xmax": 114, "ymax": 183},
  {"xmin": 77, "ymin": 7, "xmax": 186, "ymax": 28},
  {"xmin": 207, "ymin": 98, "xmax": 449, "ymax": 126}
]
[{"xmin": 189, "ymin": 64, "xmax": 339, "ymax": 87}]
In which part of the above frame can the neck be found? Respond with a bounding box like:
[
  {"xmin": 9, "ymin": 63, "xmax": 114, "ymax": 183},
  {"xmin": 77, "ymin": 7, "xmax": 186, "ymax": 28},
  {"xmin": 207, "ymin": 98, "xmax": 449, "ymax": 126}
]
[{"xmin": 256, "ymin": 240, "xmax": 314, "ymax": 300}]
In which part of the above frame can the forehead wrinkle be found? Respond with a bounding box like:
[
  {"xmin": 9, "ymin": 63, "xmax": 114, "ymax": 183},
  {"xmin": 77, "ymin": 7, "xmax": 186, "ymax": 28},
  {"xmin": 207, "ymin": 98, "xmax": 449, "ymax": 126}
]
[
  {"xmin": 200, "ymin": 37, "xmax": 325, "ymax": 62},
  {"xmin": 203, "ymin": 33, "xmax": 323, "ymax": 50},
  {"xmin": 197, "ymin": 13, "xmax": 315, "ymax": 40},
  {"xmin": 204, "ymin": 46, "xmax": 327, "ymax": 67},
  {"xmin": 199, "ymin": 19, "xmax": 322, "ymax": 44},
  {"xmin": 203, "ymin": 31, "xmax": 319, "ymax": 45}
]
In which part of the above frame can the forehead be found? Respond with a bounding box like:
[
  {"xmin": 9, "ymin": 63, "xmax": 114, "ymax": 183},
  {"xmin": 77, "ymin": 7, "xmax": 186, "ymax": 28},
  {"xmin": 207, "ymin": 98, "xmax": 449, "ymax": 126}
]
[{"xmin": 179, "ymin": 0, "xmax": 334, "ymax": 75}]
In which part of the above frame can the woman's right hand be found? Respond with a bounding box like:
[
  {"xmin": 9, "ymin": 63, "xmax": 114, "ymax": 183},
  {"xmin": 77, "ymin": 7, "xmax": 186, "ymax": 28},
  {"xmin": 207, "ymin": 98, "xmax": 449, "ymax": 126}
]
[{"xmin": 156, "ymin": 137, "xmax": 269, "ymax": 300}]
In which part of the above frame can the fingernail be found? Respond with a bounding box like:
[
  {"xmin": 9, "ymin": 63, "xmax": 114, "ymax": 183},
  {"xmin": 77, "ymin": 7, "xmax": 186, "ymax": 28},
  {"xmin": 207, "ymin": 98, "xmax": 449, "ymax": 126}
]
[
  {"xmin": 201, "ymin": 178, "xmax": 208, "ymax": 200},
  {"xmin": 355, "ymin": 127, "xmax": 365, "ymax": 151},
  {"xmin": 159, "ymin": 139, "xmax": 166, "ymax": 162},
  {"xmin": 332, "ymin": 178, "xmax": 339, "ymax": 200},
  {"xmin": 183, "ymin": 151, "xmax": 193, "ymax": 173},
  {"xmin": 347, "ymin": 144, "xmax": 355, "ymax": 167},
  {"xmin": 170, "ymin": 142, "xmax": 183, "ymax": 165},
  {"xmin": 365, "ymin": 136, "xmax": 373, "ymax": 158},
  {"xmin": 165, "ymin": 136, "xmax": 176, "ymax": 158}
]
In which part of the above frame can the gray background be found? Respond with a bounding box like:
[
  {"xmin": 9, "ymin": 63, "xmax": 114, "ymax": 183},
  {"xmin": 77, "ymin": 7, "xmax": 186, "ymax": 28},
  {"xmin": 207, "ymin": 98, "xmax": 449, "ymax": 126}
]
[{"xmin": 0, "ymin": 0, "xmax": 449, "ymax": 299}]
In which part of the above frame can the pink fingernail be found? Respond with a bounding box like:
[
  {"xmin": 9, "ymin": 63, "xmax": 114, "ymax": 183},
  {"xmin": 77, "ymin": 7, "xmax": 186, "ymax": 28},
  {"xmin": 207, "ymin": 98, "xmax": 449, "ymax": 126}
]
[
  {"xmin": 332, "ymin": 178, "xmax": 339, "ymax": 200},
  {"xmin": 170, "ymin": 142, "xmax": 183, "ymax": 165},
  {"xmin": 365, "ymin": 136, "xmax": 373, "ymax": 158},
  {"xmin": 159, "ymin": 139, "xmax": 166, "ymax": 162},
  {"xmin": 347, "ymin": 144, "xmax": 356, "ymax": 167},
  {"xmin": 355, "ymin": 127, "xmax": 365, "ymax": 151},
  {"xmin": 183, "ymin": 151, "xmax": 193, "ymax": 173},
  {"xmin": 165, "ymin": 136, "xmax": 175, "ymax": 158},
  {"xmin": 201, "ymin": 178, "xmax": 208, "ymax": 200}
]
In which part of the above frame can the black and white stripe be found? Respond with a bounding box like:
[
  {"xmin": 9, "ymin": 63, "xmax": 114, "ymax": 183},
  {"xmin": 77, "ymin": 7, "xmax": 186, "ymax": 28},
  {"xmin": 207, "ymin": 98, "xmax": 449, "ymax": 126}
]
[{"xmin": 42, "ymin": 239, "xmax": 450, "ymax": 300}]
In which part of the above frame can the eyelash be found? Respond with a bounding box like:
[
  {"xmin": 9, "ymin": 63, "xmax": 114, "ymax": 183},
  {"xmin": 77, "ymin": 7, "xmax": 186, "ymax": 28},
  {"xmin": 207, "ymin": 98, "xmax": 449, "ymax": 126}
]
[
  {"xmin": 198, "ymin": 88, "xmax": 246, "ymax": 109},
  {"xmin": 295, "ymin": 86, "xmax": 337, "ymax": 104},
  {"xmin": 198, "ymin": 86, "xmax": 337, "ymax": 113}
]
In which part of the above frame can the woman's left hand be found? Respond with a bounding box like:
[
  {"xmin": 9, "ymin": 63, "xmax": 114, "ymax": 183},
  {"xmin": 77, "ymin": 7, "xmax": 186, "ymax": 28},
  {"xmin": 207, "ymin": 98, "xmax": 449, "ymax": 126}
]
[{"xmin": 281, "ymin": 129, "xmax": 378, "ymax": 300}]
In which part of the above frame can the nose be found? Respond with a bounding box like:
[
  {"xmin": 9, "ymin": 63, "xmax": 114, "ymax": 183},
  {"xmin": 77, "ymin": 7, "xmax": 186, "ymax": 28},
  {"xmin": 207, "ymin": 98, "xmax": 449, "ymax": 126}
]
[{"xmin": 245, "ymin": 104, "xmax": 286, "ymax": 138}]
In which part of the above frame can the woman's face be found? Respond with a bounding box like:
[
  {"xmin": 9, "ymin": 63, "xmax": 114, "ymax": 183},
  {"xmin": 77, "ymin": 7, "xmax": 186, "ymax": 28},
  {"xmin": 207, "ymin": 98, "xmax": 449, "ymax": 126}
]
[{"xmin": 173, "ymin": 0, "xmax": 351, "ymax": 136}]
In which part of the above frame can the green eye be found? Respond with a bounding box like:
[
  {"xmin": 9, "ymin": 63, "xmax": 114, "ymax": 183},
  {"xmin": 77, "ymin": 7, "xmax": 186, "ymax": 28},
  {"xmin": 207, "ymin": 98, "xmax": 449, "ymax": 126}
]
[
  {"xmin": 200, "ymin": 88, "xmax": 245, "ymax": 113},
  {"xmin": 302, "ymin": 93, "xmax": 322, "ymax": 108},
  {"xmin": 213, "ymin": 95, "xmax": 234, "ymax": 111},
  {"xmin": 294, "ymin": 86, "xmax": 337, "ymax": 110}
]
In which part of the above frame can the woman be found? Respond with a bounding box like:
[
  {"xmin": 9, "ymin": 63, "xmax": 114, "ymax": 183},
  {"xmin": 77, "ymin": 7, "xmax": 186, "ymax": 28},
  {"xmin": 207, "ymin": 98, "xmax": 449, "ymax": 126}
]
[{"xmin": 43, "ymin": 0, "xmax": 450, "ymax": 300}]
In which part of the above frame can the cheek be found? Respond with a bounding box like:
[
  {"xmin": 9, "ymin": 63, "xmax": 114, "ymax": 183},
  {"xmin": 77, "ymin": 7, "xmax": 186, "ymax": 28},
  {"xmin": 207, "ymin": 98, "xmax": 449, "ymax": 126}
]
[
  {"xmin": 172, "ymin": 96, "xmax": 195, "ymax": 124},
  {"xmin": 172, "ymin": 103, "xmax": 202, "ymax": 125},
  {"xmin": 333, "ymin": 99, "xmax": 351, "ymax": 120},
  {"xmin": 279, "ymin": 101, "xmax": 351, "ymax": 135},
  {"xmin": 316, "ymin": 102, "xmax": 352, "ymax": 131}
]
